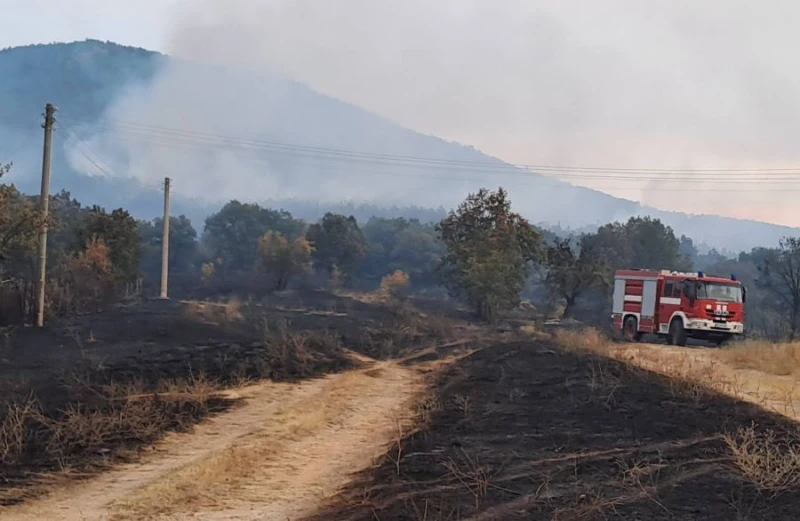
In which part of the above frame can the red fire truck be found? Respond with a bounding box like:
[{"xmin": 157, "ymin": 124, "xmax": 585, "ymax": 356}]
[{"xmin": 611, "ymin": 269, "xmax": 746, "ymax": 346}]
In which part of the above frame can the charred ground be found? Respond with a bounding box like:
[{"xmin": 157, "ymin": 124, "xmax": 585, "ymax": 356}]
[
  {"xmin": 309, "ymin": 335, "xmax": 800, "ymax": 521},
  {"xmin": 0, "ymin": 290, "xmax": 463, "ymax": 505}
]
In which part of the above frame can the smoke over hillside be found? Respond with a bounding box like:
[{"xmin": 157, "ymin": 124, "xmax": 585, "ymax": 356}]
[
  {"xmin": 159, "ymin": 0, "xmax": 800, "ymax": 226},
  {"xmin": 54, "ymin": 1, "xmax": 800, "ymax": 250}
]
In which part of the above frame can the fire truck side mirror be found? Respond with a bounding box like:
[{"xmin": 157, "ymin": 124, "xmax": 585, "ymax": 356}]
[{"xmin": 742, "ymin": 285, "xmax": 747, "ymax": 303}]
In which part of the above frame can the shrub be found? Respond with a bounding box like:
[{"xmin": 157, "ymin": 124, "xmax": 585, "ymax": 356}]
[{"xmin": 380, "ymin": 270, "xmax": 411, "ymax": 303}]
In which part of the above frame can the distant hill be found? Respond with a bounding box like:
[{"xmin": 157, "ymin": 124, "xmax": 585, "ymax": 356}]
[{"xmin": 0, "ymin": 39, "xmax": 797, "ymax": 252}]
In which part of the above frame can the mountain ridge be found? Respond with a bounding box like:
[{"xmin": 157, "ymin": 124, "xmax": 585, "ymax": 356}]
[{"xmin": 0, "ymin": 39, "xmax": 796, "ymax": 252}]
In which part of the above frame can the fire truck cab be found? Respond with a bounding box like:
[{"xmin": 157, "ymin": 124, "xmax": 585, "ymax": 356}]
[{"xmin": 611, "ymin": 269, "xmax": 746, "ymax": 346}]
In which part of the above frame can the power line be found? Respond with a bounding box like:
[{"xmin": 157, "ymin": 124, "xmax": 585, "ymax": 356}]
[
  {"xmin": 0, "ymin": 126, "xmax": 39, "ymax": 162},
  {"xmin": 61, "ymin": 122, "xmax": 165, "ymax": 192},
  {"xmin": 78, "ymin": 118, "xmax": 800, "ymax": 176},
  {"xmin": 62, "ymin": 119, "xmax": 800, "ymax": 187},
  {"xmin": 61, "ymin": 125, "xmax": 118, "ymax": 178},
  {"xmin": 56, "ymin": 117, "xmax": 800, "ymax": 192}
]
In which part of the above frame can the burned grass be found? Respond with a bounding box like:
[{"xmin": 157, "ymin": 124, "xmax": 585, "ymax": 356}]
[
  {"xmin": 0, "ymin": 290, "xmax": 462, "ymax": 507},
  {"xmin": 0, "ymin": 372, "xmax": 229, "ymax": 506},
  {"xmin": 308, "ymin": 338, "xmax": 800, "ymax": 521}
]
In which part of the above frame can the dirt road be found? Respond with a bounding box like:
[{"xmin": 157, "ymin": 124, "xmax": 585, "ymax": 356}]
[{"xmin": 2, "ymin": 356, "xmax": 424, "ymax": 521}]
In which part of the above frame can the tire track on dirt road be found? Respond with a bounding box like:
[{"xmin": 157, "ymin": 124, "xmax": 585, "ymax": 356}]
[{"xmin": 2, "ymin": 356, "xmax": 427, "ymax": 521}]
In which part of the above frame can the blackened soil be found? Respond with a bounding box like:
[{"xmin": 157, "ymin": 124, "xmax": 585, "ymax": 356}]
[
  {"xmin": 0, "ymin": 291, "xmax": 462, "ymax": 505},
  {"xmin": 309, "ymin": 339, "xmax": 800, "ymax": 521}
]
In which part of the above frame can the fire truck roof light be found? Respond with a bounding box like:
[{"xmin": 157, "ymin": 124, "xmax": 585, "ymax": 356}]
[
  {"xmin": 698, "ymin": 271, "xmax": 704, "ymax": 278},
  {"xmin": 731, "ymin": 273, "xmax": 737, "ymax": 281}
]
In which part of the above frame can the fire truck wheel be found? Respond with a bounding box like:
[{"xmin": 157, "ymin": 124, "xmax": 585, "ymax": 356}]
[
  {"xmin": 668, "ymin": 319, "xmax": 687, "ymax": 347},
  {"xmin": 623, "ymin": 316, "xmax": 641, "ymax": 342}
]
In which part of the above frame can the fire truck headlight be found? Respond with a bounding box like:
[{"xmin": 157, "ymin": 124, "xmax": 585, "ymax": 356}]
[{"xmin": 705, "ymin": 304, "xmax": 712, "ymax": 310}]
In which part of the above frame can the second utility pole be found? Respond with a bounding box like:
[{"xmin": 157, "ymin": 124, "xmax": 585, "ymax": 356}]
[
  {"xmin": 160, "ymin": 177, "xmax": 170, "ymax": 299},
  {"xmin": 35, "ymin": 103, "xmax": 56, "ymax": 327}
]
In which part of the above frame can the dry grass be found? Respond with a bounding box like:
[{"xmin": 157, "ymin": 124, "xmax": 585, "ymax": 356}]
[
  {"xmin": 0, "ymin": 373, "xmax": 225, "ymax": 505},
  {"xmin": 553, "ymin": 328, "xmax": 614, "ymax": 355},
  {"xmin": 552, "ymin": 328, "xmax": 800, "ymax": 410},
  {"xmin": 110, "ymin": 364, "xmax": 416, "ymax": 520},
  {"xmin": 260, "ymin": 319, "xmax": 344, "ymax": 380},
  {"xmin": 183, "ymin": 297, "xmax": 245, "ymax": 325},
  {"xmin": 108, "ymin": 391, "xmax": 337, "ymax": 518},
  {"xmin": 110, "ymin": 442, "xmax": 271, "ymax": 518},
  {"xmin": 0, "ymin": 398, "xmax": 40, "ymax": 466},
  {"xmin": 724, "ymin": 424, "xmax": 800, "ymax": 498},
  {"xmin": 721, "ymin": 340, "xmax": 800, "ymax": 376}
]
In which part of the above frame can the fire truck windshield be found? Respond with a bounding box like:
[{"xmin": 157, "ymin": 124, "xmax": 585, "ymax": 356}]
[{"xmin": 696, "ymin": 282, "xmax": 742, "ymax": 303}]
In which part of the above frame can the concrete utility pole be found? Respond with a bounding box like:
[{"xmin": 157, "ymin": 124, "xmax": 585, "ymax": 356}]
[
  {"xmin": 35, "ymin": 103, "xmax": 55, "ymax": 328},
  {"xmin": 160, "ymin": 177, "xmax": 171, "ymax": 299}
]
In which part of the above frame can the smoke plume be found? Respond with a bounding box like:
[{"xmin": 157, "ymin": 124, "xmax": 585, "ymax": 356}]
[{"xmin": 67, "ymin": 0, "xmax": 800, "ymax": 228}]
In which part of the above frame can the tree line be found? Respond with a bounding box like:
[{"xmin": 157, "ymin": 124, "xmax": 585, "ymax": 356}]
[{"xmin": 1, "ymin": 162, "xmax": 799, "ymax": 340}]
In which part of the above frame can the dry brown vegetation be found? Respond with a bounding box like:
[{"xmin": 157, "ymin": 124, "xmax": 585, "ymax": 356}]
[
  {"xmin": 724, "ymin": 424, "xmax": 800, "ymax": 499},
  {"xmin": 109, "ymin": 361, "xmax": 426, "ymax": 521},
  {"xmin": 0, "ymin": 362, "xmax": 228, "ymax": 504},
  {"xmin": 720, "ymin": 340, "xmax": 800, "ymax": 376}
]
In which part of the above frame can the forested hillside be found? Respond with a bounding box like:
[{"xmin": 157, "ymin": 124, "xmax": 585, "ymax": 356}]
[{"xmin": 1, "ymin": 39, "xmax": 797, "ymax": 252}]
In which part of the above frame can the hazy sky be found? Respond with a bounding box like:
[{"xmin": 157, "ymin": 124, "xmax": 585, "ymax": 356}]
[{"xmin": 4, "ymin": 0, "xmax": 800, "ymax": 226}]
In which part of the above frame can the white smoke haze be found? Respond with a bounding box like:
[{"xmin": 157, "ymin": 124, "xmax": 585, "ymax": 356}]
[{"xmin": 67, "ymin": 0, "xmax": 800, "ymax": 227}]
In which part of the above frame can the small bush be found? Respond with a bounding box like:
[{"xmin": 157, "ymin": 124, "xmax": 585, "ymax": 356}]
[
  {"xmin": 0, "ymin": 398, "xmax": 40, "ymax": 465},
  {"xmin": 725, "ymin": 424, "xmax": 800, "ymax": 498},
  {"xmin": 380, "ymin": 270, "xmax": 411, "ymax": 303},
  {"xmin": 261, "ymin": 321, "xmax": 344, "ymax": 380},
  {"xmin": 201, "ymin": 262, "xmax": 215, "ymax": 281}
]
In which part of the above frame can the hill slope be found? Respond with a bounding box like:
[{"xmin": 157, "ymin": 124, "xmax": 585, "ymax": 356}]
[{"xmin": 0, "ymin": 40, "xmax": 796, "ymax": 252}]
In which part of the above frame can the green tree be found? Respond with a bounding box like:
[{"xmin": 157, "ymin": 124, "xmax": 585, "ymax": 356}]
[
  {"xmin": 78, "ymin": 206, "xmax": 142, "ymax": 283},
  {"xmin": 391, "ymin": 227, "xmax": 445, "ymax": 287},
  {"xmin": 257, "ymin": 231, "xmax": 313, "ymax": 290},
  {"xmin": 48, "ymin": 190, "xmax": 90, "ymax": 260},
  {"xmin": 359, "ymin": 217, "xmax": 444, "ymax": 288},
  {"xmin": 203, "ymin": 201, "xmax": 306, "ymax": 271},
  {"xmin": 581, "ymin": 216, "xmax": 687, "ymax": 271},
  {"xmin": 544, "ymin": 236, "xmax": 607, "ymax": 318},
  {"xmin": 437, "ymin": 187, "xmax": 541, "ymax": 321},
  {"xmin": 704, "ymin": 250, "xmax": 779, "ymax": 338},
  {"xmin": 139, "ymin": 215, "xmax": 199, "ymax": 278},
  {"xmin": 305, "ymin": 213, "xmax": 368, "ymax": 282},
  {"xmin": 757, "ymin": 237, "xmax": 800, "ymax": 340},
  {"xmin": 679, "ymin": 234, "xmax": 698, "ymax": 268},
  {"xmin": 625, "ymin": 217, "xmax": 687, "ymax": 270},
  {"xmin": 0, "ymin": 164, "xmax": 39, "ymax": 274}
]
